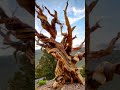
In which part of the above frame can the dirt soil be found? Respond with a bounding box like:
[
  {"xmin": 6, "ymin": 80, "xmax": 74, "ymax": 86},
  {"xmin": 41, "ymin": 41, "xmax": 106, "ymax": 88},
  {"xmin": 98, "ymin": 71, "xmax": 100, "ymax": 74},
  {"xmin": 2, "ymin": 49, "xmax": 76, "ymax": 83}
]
[{"xmin": 37, "ymin": 80, "xmax": 85, "ymax": 90}]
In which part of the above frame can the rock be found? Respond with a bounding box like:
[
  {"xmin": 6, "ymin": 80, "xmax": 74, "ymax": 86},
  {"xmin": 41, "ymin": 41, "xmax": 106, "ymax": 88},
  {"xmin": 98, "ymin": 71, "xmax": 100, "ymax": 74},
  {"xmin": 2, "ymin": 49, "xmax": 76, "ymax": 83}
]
[{"xmin": 37, "ymin": 80, "xmax": 85, "ymax": 90}]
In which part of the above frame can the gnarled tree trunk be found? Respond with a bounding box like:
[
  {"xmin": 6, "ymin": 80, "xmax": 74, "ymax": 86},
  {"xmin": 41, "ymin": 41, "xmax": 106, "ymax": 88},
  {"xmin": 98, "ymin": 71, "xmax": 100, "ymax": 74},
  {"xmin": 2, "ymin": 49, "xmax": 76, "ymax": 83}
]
[{"xmin": 35, "ymin": 1, "xmax": 85, "ymax": 89}]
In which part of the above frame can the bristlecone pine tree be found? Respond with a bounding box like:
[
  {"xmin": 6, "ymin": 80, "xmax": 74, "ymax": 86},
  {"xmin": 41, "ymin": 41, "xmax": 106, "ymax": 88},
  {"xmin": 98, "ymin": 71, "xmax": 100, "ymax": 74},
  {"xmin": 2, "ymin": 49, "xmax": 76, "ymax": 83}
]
[
  {"xmin": 35, "ymin": 1, "xmax": 85, "ymax": 88},
  {"xmin": 86, "ymin": 0, "xmax": 120, "ymax": 90}
]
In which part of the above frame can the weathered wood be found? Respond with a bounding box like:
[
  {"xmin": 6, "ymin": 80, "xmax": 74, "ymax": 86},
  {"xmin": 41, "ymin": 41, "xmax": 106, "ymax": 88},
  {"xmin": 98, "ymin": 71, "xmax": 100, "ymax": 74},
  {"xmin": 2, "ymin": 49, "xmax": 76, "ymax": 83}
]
[
  {"xmin": 63, "ymin": 1, "xmax": 73, "ymax": 54},
  {"xmin": 35, "ymin": 1, "xmax": 85, "ymax": 89}
]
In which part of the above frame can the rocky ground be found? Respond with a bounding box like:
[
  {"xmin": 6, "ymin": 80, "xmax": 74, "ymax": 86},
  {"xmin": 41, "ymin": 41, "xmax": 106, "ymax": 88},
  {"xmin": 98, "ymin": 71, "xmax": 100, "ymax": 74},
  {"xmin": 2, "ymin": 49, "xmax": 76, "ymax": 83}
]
[{"xmin": 37, "ymin": 80, "xmax": 85, "ymax": 90}]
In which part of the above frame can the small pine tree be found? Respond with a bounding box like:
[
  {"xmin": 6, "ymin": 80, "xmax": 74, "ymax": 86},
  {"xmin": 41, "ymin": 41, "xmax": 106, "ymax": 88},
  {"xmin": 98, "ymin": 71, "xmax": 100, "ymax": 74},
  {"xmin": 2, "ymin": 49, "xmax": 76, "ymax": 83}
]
[
  {"xmin": 80, "ymin": 65, "xmax": 85, "ymax": 78},
  {"xmin": 35, "ymin": 50, "xmax": 56, "ymax": 80}
]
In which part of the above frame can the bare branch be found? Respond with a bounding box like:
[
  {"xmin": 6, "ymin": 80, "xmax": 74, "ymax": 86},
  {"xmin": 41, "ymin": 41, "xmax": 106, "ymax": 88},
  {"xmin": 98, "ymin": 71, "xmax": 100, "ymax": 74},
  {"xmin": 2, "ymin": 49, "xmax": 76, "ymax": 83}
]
[
  {"xmin": 72, "ymin": 40, "xmax": 85, "ymax": 51},
  {"xmin": 64, "ymin": 1, "xmax": 68, "ymax": 12},
  {"xmin": 35, "ymin": 39, "xmax": 46, "ymax": 48},
  {"xmin": 45, "ymin": 6, "xmax": 55, "ymax": 17},
  {"xmin": 36, "ymin": 3, "xmax": 58, "ymax": 39},
  {"xmin": 45, "ymin": 6, "xmax": 63, "ymax": 27},
  {"xmin": 72, "ymin": 35, "xmax": 77, "ymax": 40},
  {"xmin": 72, "ymin": 26, "xmax": 76, "ymax": 32},
  {"xmin": 72, "ymin": 52, "xmax": 85, "ymax": 63},
  {"xmin": 35, "ymin": 3, "xmax": 47, "ymax": 21},
  {"xmin": 60, "ymin": 25, "xmax": 67, "ymax": 36},
  {"xmin": 63, "ymin": 1, "xmax": 73, "ymax": 54}
]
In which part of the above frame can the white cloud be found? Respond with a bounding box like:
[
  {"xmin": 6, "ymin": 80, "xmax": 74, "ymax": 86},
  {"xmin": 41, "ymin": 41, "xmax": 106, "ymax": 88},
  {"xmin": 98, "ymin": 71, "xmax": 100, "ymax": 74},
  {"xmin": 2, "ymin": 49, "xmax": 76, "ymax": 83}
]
[
  {"xmin": 56, "ymin": 32, "xmax": 63, "ymax": 42},
  {"xmin": 68, "ymin": 6, "xmax": 85, "ymax": 25},
  {"xmin": 72, "ymin": 36, "xmax": 84, "ymax": 48},
  {"xmin": 69, "ymin": 15, "xmax": 85, "ymax": 25},
  {"xmin": 72, "ymin": 7, "xmax": 85, "ymax": 16}
]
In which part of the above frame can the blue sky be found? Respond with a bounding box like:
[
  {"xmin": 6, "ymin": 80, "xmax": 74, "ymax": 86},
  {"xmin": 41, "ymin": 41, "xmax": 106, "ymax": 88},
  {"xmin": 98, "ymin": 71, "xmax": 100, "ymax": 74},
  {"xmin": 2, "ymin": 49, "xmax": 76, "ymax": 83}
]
[{"xmin": 35, "ymin": 0, "xmax": 85, "ymax": 50}]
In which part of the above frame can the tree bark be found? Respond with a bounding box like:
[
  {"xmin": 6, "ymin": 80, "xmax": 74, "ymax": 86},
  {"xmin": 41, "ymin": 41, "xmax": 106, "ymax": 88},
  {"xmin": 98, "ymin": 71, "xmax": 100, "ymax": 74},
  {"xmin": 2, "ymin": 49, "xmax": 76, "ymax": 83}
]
[{"xmin": 35, "ymin": 1, "xmax": 85, "ymax": 88}]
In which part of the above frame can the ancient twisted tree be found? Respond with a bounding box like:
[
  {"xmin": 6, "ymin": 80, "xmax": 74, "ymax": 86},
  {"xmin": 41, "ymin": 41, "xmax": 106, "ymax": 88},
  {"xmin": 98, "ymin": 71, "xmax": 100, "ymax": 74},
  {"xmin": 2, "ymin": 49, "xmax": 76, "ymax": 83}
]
[
  {"xmin": 35, "ymin": 1, "xmax": 85, "ymax": 88},
  {"xmin": 86, "ymin": 0, "xmax": 120, "ymax": 90}
]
